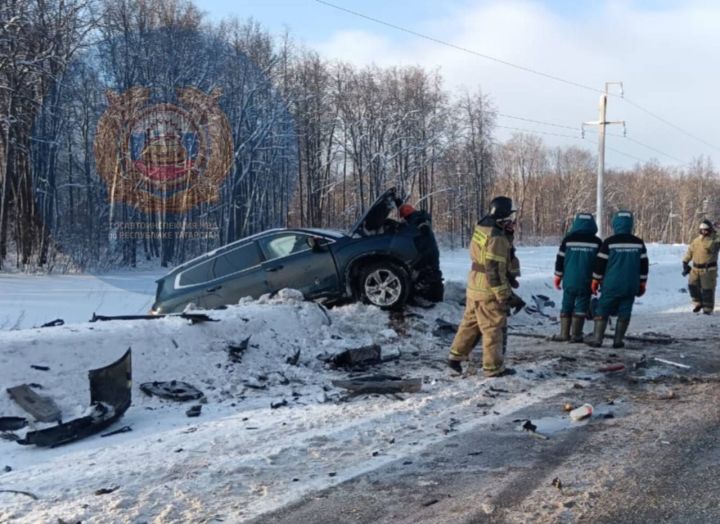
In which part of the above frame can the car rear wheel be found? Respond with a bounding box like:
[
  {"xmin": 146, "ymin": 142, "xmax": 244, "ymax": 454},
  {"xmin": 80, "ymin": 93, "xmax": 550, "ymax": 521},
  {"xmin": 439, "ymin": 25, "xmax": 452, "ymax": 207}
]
[{"xmin": 359, "ymin": 262, "xmax": 410, "ymax": 309}]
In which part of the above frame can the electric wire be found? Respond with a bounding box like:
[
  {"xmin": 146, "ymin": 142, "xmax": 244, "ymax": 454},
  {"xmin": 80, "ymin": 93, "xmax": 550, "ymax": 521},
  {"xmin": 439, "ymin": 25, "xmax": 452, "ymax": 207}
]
[
  {"xmin": 495, "ymin": 125, "xmax": 660, "ymax": 164},
  {"xmin": 315, "ymin": 0, "xmax": 720, "ymax": 156},
  {"xmin": 314, "ymin": 0, "xmax": 603, "ymax": 94},
  {"xmin": 497, "ymin": 113, "xmax": 579, "ymax": 131}
]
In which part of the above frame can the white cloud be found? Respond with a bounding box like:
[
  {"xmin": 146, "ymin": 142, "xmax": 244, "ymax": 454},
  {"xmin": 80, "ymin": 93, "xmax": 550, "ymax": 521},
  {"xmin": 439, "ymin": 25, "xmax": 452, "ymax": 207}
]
[{"xmin": 310, "ymin": 0, "xmax": 720, "ymax": 168}]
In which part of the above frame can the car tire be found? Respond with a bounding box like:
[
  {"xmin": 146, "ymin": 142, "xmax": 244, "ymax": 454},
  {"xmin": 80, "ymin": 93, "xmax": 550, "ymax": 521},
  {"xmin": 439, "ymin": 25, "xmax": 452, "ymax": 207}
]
[{"xmin": 358, "ymin": 262, "xmax": 410, "ymax": 309}]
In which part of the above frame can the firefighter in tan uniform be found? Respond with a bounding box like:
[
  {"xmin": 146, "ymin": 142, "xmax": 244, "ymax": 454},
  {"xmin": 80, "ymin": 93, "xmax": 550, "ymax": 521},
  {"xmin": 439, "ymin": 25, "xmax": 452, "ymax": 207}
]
[
  {"xmin": 448, "ymin": 196, "xmax": 522, "ymax": 377},
  {"xmin": 682, "ymin": 219, "xmax": 720, "ymax": 314}
]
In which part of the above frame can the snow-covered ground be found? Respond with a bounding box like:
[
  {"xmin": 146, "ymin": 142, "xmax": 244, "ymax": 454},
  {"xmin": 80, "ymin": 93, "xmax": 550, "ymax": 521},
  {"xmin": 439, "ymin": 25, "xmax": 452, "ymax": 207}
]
[{"xmin": 0, "ymin": 244, "xmax": 705, "ymax": 523}]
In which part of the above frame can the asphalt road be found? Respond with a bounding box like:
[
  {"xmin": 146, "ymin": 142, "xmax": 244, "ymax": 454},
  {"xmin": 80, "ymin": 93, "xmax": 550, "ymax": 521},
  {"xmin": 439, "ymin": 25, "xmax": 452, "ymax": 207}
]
[{"xmin": 249, "ymin": 357, "xmax": 720, "ymax": 523}]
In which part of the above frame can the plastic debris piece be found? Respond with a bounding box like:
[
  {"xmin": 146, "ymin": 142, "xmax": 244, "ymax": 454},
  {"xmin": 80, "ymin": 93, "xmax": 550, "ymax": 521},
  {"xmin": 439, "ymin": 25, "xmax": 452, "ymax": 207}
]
[{"xmin": 569, "ymin": 403, "xmax": 593, "ymax": 421}]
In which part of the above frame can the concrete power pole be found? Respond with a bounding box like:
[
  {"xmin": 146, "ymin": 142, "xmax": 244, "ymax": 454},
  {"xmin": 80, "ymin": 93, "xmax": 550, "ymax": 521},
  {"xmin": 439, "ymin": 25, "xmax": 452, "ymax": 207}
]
[{"xmin": 583, "ymin": 82, "xmax": 625, "ymax": 238}]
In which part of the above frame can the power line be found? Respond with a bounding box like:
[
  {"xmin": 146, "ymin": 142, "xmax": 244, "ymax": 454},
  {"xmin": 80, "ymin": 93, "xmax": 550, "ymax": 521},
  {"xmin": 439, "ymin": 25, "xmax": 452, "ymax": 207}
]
[
  {"xmin": 495, "ymin": 124, "xmax": 582, "ymax": 140},
  {"xmin": 497, "ymin": 113, "xmax": 579, "ymax": 131},
  {"xmin": 622, "ymin": 136, "xmax": 686, "ymax": 165},
  {"xmin": 495, "ymin": 125, "xmax": 649, "ymax": 164},
  {"xmin": 620, "ymin": 97, "xmax": 720, "ymax": 154},
  {"xmin": 315, "ymin": 0, "xmax": 720, "ymax": 156},
  {"xmin": 314, "ymin": 0, "xmax": 603, "ymax": 94}
]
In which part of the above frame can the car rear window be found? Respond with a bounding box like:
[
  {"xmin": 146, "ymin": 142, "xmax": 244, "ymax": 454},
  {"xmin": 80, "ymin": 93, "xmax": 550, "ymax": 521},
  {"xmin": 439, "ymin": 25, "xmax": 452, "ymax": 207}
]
[
  {"xmin": 213, "ymin": 243, "xmax": 262, "ymax": 279},
  {"xmin": 178, "ymin": 259, "xmax": 214, "ymax": 287}
]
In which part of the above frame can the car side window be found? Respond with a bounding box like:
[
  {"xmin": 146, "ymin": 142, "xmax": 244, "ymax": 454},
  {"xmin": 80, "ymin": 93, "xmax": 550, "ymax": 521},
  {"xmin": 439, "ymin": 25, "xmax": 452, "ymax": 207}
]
[
  {"xmin": 260, "ymin": 233, "xmax": 311, "ymax": 261},
  {"xmin": 213, "ymin": 243, "xmax": 262, "ymax": 279},
  {"xmin": 178, "ymin": 259, "xmax": 215, "ymax": 287}
]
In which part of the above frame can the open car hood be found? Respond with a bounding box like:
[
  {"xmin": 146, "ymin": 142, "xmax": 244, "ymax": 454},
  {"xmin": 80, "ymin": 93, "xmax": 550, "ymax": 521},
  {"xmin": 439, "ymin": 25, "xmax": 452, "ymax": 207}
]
[{"xmin": 349, "ymin": 187, "xmax": 398, "ymax": 237}]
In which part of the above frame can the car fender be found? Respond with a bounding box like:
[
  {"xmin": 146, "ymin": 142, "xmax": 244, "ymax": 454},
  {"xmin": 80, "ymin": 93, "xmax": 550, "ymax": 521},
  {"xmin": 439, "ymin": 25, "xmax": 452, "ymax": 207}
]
[{"xmin": 342, "ymin": 251, "xmax": 412, "ymax": 298}]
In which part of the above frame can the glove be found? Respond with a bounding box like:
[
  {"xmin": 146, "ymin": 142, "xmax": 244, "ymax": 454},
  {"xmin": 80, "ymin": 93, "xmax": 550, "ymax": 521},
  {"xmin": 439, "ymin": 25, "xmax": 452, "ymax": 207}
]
[
  {"xmin": 637, "ymin": 281, "xmax": 646, "ymax": 297},
  {"xmin": 507, "ymin": 293, "xmax": 527, "ymax": 315},
  {"xmin": 590, "ymin": 279, "xmax": 600, "ymax": 296},
  {"xmin": 553, "ymin": 275, "xmax": 562, "ymax": 290},
  {"xmin": 682, "ymin": 262, "xmax": 691, "ymax": 277},
  {"xmin": 509, "ymin": 276, "xmax": 520, "ymax": 289}
]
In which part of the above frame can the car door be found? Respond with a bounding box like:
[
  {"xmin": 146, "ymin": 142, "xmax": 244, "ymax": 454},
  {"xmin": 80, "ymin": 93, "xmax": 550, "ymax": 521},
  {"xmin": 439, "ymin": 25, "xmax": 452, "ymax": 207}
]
[
  {"xmin": 209, "ymin": 241, "xmax": 269, "ymax": 305},
  {"xmin": 258, "ymin": 232, "xmax": 340, "ymax": 298}
]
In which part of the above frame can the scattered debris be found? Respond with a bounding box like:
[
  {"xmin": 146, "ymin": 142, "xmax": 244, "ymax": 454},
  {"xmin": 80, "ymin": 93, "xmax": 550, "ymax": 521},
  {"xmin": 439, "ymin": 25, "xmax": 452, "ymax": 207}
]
[
  {"xmin": 101, "ymin": 426, "xmax": 132, "ymax": 438},
  {"xmin": 381, "ymin": 347, "xmax": 401, "ymax": 362},
  {"xmin": 19, "ymin": 349, "xmax": 132, "ymax": 448},
  {"xmin": 90, "ymin": 312, "xmax": 218, "ymax": 324},
  {"xmin": 633, "ymin": 355, "xmax": 648, "ymax": 370},
  {"xmin": 139, "ymin": 381, "xmax": 204, "ymax": 401},
  {"xmin": 329, "ymin": 344, "xmax": 382, "ymax": 369},
  {"xmin": 432, "ymin": 318, "xmax": 457, "ymax": 342},
  {"xmin": 227, "ymin": 337, "xmax": 251, "ymax": 363},
  {"xmin": 422, "ymin": 498, "xmax": 439, "ymax": 507},
  {"xmin": 332, "ymin": 374, "xmax": 422, "ymax": 395},
  {"xmin": 94, "ymin": 486, "xmax": 119, "ymax": 496},
  {"xmin": 313, "ymin": 303, "xmax": 332, "ymax": 325},
  {"xmin": 270, "ymin": 399, "xmax": 288, "ymax": 409},
  {"xmin": 598, "ymin": 364, "xmax": 625, "ymax": 373},
  {"xmin": 7, "ymin": 384, "xmax": 62, "ymax": 422},
  {"xmin": 0, "ymin": 489, "xmax": 38, "ymax": 500},
  {"xmin": 521, "ymin": 420, "xmax": 537, "ymax": 432},
  {"xmin": 625, "ymin": 334, "xmax": 674, "ymax": 345},
  {"xmin": 40, "ymin": 318, "xmax": 64, "ymax": 328},
  {"xmin": 528, "ymin": 294, "xmax": 555, "ymax": 317},
  {"xmin": 551, "ymin": 477, "xmax": 563, "ymax": 490},
  {"xmin": 186, "ymin": 405, "xmax": 202, "ymax": 417},
  {"xmin": 563, "ymin": 403, "xmax": 574, "ymax": 412},
  {"xmin": 653, "ymin": 357, "xmax": 691, "ymax": 369},
  {"xmin": 569, "ymin": 403, "xmax": 593, "ymax": 421},
  {"xmin": 30, "ymin": 364, "xmax": 50, "ymax": 371},
  {"xmin": 286, "ymin": 348, "xmax": 301, "ymax": 366},
  {"xmin": 515, "ymin": 419, "xmax": 549, "ymax": 440},
  {"xmin": 0, "ymin": 416, "xmax": 28, "ymax": 431}
]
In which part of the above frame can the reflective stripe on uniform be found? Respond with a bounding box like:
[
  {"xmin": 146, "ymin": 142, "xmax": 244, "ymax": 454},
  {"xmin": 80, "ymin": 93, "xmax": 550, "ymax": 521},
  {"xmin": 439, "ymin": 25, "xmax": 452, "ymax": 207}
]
[
  {"xmin": 473, "ymin": 230, "xmax": 487, "ymax": 245},
  {"xmin": 609, "ymin": 243, "xmax": 643, "ymax": 249},
  {"xmin": 566, "ymin": 242, "xmax": 600, "ymax": 248},
  {"xmin": 485, "ymin": 252, "xmax": 506, "ymax": 263}
]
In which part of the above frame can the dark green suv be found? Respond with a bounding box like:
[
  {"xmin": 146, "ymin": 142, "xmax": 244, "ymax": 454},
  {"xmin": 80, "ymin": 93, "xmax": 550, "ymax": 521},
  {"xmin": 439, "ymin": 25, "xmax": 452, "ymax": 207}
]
[{"xmin": 151, "ymin": 189, "xmax": 443, "ymax": 313}]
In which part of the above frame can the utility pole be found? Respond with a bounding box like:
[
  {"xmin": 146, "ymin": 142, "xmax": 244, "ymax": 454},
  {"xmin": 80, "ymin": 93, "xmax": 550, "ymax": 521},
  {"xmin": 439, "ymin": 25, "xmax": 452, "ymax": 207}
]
[{"xmin": 582, "ymin": 82, "xmax": 625, "ymax": 238}]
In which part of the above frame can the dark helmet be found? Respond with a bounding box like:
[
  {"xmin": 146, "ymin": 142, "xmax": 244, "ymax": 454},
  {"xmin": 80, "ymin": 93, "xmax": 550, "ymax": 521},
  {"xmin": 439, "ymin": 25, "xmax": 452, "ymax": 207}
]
[{"xmin": 488, "ymin": 196, "xmax": 515, "ymax": 219}]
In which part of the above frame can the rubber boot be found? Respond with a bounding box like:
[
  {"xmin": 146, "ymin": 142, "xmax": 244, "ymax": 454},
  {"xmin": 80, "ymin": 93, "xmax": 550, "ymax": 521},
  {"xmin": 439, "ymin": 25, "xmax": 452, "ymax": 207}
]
[
  {"xmin": 585, "ymin": 317, "xmax": 607, "ymax": 348},
  {"xmin": 570, "ymin": 315, "xmax": 585, "ymax": 343},
  {"xmin": 613, "ymin": 317, "xmax": 630, "ymax": 349},
  {"xmin": 447, "ymin": 359, "xmax": 463, "ymax": 374},
  {"xmin": 550, "ymin": 315, "xmax": 571, "ymax": 341}
]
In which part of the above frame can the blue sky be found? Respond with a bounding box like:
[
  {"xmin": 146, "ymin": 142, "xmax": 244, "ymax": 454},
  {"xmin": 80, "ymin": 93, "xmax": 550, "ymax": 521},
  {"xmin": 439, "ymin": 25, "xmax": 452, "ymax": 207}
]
[{"xmin": 196, "ymin": 1, "xmax": 720, "ymax": 169}]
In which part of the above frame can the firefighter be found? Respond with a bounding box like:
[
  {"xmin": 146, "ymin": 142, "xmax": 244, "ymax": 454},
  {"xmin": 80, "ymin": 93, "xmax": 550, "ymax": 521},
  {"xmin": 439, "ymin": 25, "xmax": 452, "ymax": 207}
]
[
  {"xmin": 552, "ymin": 213, "xmax": 602, "ymax": 342},
  {"xmin": 682, "ymin": 219, "xmax": 720, "ymax": 314},
  {"xmin": 448, "ymin": 196, "xmax": 523, "ymax": 377},
  {"xmin": 586, "ymin": 211, "xmax": 649, "ymax": 349}
]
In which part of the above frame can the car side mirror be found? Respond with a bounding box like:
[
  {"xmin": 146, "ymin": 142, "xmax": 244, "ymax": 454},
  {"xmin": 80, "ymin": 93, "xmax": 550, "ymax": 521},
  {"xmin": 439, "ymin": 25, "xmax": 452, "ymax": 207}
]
[{"xmin": 307, "ymin": 236, "xmax": 326, "ymax": 252}]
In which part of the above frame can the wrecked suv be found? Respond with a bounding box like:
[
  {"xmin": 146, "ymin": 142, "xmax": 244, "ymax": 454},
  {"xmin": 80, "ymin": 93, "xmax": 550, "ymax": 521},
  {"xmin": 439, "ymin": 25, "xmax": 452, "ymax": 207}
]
[{"xmin": 151, "ymin": 188, "xmax": 444, "ymax": 313}]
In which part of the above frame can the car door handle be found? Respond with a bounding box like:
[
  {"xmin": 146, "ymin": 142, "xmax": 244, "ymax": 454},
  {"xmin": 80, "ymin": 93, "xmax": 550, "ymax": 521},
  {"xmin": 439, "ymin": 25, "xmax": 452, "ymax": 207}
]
[
  {"xmin": 265, "ymin": 265, "xmax": 284, "ymax": 272},
  {"xmin": 206, "ymin": 285, "xmax": 222, "ymax": 292}
]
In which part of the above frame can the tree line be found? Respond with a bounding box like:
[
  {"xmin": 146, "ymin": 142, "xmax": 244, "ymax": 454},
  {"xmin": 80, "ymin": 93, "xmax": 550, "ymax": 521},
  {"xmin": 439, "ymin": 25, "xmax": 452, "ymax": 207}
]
[{"xmin": 1, "ymin": 0, "xmax": 718, "ymax": 271}]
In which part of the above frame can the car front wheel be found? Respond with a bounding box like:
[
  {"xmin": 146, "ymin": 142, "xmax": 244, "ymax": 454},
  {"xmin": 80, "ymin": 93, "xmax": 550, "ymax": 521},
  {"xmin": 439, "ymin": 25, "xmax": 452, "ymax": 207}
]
[{"xmin": 358, "ymin": 262, "xmax": 410, "ymax": 309}]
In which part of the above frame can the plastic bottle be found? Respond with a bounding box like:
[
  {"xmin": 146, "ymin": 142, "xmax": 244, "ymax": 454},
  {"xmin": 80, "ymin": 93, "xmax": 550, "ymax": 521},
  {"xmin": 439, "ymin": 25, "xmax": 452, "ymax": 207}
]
[{"xmin": 569, "ymin": 403, "xmax": 593, "ymax": 421}]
